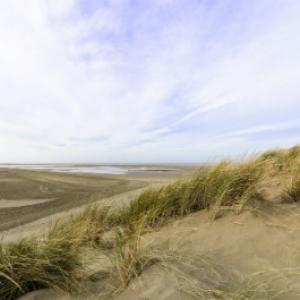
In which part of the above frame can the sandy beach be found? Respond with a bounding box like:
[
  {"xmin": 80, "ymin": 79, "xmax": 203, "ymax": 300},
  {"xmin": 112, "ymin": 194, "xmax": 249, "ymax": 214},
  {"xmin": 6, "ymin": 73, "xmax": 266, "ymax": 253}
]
[{"xmin": 0, "ymin": 166, "xmax": 195, "ymax": 234}]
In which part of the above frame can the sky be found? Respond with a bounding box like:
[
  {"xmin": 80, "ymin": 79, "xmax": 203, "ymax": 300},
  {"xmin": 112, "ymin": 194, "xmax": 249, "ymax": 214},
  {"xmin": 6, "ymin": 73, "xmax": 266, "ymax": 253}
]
[{"xmin": 0, "ymin": 0, "xmax": 299, "ymax": 163}]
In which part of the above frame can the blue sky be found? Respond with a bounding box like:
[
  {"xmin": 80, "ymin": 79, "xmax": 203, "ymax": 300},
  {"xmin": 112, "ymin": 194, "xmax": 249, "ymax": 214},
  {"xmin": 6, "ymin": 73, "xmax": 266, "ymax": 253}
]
[{"xmin": 0, "ymin": 0, "xmax": 299, "ymax": 163}]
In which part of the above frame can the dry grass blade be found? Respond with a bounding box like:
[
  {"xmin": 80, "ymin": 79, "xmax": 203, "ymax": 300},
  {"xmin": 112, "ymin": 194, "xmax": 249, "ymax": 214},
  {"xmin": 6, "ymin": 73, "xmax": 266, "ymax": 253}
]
[
  {"xmin": 282, "ymin": 173, "xmax": 300, "ymax": 203},
  {"xmin": 112, "ymin": 221, "xmax": 159, "ymax": 287}
]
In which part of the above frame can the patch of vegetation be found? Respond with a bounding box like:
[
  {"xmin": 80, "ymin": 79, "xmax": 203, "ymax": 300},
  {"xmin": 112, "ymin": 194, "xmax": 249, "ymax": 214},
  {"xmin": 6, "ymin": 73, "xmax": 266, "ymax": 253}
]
[
  {"xmin": 113, "ymin": 223, "xmax": 158, "ymax": 287},
  {"xmin": 50, "ymin": 205, "xmax": 110, "ymax": 248},
  {"xmin": 257, "ymin": 145, "xmax": 300, "ymax": 174},
  {"xmin": 106, "ymin": 160, "xmax": 263, "ymax": 227},
  {"xmin": 0, "ymin": 236, "xmax": 80, "ymax": 300},
  {"xmin": 283, "ymin": 174, "xmax": 300, "ymax": 203},
  {"xmin": 0, "ymin": 205, "xmax": 109, "ymax": 299}
]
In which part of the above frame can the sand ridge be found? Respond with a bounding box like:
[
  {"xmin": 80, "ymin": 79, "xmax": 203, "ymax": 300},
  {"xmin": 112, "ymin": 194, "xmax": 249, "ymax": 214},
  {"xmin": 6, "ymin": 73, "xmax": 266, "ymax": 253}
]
[{"xmin": 0, "ymin": 198, "xmax": 56, "ymax": 208}]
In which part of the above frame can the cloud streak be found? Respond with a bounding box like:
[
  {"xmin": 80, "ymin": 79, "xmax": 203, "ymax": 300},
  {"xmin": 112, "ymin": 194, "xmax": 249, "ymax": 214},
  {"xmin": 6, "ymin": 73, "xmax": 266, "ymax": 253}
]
[{"xmin": 0, "ymin": 0, "xmax": 299, "ymax": 162}]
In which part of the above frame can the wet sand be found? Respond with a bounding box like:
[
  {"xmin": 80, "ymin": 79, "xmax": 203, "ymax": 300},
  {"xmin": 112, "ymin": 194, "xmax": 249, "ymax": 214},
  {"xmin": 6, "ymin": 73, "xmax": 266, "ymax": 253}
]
[{"xmin": 0, "ymin": 166, "xmax": 195, "ymax": 233}]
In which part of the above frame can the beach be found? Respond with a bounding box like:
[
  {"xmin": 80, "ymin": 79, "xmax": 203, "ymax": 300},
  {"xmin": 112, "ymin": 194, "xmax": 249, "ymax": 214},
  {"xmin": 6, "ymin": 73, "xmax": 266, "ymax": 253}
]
[{"xmin": 0, "ymin": 165, "xmax": 195, "ymax": 233}]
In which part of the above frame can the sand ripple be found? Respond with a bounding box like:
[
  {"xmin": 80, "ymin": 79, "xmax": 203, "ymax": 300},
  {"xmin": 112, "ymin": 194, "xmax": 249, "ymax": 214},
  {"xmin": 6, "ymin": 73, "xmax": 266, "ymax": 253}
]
[{"xmin": 0, "ymin": 198, "xmax": 55, "ymax": 208}]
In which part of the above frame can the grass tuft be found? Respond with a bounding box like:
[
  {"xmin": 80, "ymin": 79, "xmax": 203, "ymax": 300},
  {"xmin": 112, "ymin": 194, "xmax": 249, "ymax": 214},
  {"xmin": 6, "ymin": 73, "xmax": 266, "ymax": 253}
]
[
  {"xmin": 113, "ymin": 222, "xmax": 158, "ymax": 287},
  {"xmin": 0, "ymin": 236, "xmax": 80, "ymax": 300},
  {"xmin": 0, "ymin": 205, "xmax": 110, "ymax": 300},
  {"xmin": 283, "ymin": 174, "xmax": 300, "ymax": 203},
  {"xmin": 49, "ymin": 205, "xmax": 110, "ymax": 248}
]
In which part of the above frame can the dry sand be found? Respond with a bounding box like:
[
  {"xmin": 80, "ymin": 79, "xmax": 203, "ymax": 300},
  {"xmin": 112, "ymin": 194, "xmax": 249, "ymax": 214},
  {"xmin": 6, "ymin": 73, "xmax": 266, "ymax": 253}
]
[{"xmin": 115, "ymin": 204, "xmax": 300, "ymax": 299}]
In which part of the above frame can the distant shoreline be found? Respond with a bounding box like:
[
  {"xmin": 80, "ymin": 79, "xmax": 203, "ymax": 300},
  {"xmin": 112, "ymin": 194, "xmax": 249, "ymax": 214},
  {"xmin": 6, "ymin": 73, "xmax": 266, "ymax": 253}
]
[{"xmin": 0, "ymin": 163, "xmax": 199, "ymax": 175}]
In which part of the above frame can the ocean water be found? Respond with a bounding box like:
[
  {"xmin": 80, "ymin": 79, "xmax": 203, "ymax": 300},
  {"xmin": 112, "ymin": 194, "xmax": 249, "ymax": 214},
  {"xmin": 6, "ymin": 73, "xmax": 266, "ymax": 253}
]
[{"xmin": 0, "ymin": 164, "xmax": 175, "ymax": 175}]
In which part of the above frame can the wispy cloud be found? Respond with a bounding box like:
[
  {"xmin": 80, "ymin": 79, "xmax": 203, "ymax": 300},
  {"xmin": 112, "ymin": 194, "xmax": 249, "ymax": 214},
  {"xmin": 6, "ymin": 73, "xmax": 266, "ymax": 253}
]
[
  {"xmin": 0, "ymin": 0, "xmax": 299, "ymax": 162},
  {"xmin": 217, "ymin": 121, "xmax": 300, "ymax": 138}
]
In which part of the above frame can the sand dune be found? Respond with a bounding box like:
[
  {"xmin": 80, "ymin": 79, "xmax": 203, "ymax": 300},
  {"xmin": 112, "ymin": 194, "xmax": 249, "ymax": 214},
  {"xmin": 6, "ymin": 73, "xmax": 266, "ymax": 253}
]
[{"xmin": 115, "ymin": 205, "xmax": 300, "ymax": 300}]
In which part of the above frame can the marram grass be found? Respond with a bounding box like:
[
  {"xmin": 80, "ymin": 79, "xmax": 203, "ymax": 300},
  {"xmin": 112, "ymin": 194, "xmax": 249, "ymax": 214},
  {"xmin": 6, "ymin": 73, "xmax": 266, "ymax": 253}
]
[
  {"xmin": 0, "ymin": 236, "xmax": 80, "ymax": 300},
  {"xmin": 106, "ymin": 159, "xmax": 264, "ymax": 227},
  {"xmin": 0, "ymin": 205, "xmax": 109, "ymax": 299}
]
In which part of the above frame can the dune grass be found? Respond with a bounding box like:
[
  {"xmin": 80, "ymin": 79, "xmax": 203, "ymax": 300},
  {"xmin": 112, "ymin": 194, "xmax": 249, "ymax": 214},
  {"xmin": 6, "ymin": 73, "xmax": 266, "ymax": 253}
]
[
  {"xmin": 0, "ymin": 145, "xmax": 300, "ymax": 299},
  {"xmin": 106, "ymin": 159, "xmax": 263, "ymax": 227},
  {"xmin": 0, "ymin": 236, "xmax": 80, "ymax": 300},
  {"xmin": 283, "ymin": 175, "xmax": 300, "ymax": 203},
  {"xmin": 257, "ymin": 145, "xmax": 300, "ymax": 173},
  {"xmin": 113, "ymin": 222, "xmax": 159, "ymax": 287},
  {"xmin": 0, "ymin": 205, "xmax": 110, "ymax": 299},
  {"xmin": 48, "ymin": 205, "xmax": 110, "ymax": 248}
]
